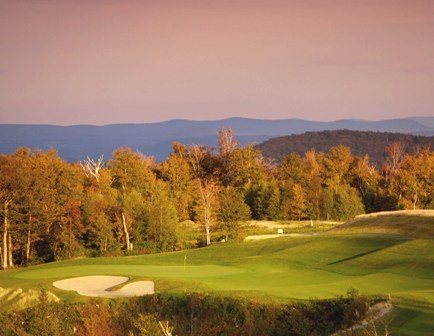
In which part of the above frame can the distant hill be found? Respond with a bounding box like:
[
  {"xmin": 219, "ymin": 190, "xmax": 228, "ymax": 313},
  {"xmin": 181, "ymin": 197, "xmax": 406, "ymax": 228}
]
[
  {"xmin": 410, "ymin": 117, "xmax": 434, "ymax": 133},
  {"xmin": 0, "ymin": 117, "xmax": 433, "ymax": 162},
  {"xmin": 255, "ymin": 129, "xmax": 434, "ymax": 165}
]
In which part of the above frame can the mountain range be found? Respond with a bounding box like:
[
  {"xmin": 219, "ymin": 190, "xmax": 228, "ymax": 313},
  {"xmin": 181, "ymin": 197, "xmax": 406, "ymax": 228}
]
[{"xmin": 0, "ymin": 117, "xmax": 433, "ymax": 162}]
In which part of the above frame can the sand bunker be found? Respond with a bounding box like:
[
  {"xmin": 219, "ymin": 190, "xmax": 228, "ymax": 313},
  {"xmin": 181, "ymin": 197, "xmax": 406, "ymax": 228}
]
[{"xmin": 53, "ymin": 276, "xmax": 154, "ymax": 298}]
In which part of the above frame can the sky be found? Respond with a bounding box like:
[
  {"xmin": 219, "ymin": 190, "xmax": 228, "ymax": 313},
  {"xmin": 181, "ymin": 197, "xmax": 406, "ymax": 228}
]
[{"xmin": 0, "ymin": 0, "xmax": 433, "ymax": 125}]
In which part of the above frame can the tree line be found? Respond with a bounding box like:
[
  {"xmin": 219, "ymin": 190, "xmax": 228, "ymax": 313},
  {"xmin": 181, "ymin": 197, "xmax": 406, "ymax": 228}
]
[{"xmin": 1, "ymin": 128, "xmax": 433, "ymax": 268}]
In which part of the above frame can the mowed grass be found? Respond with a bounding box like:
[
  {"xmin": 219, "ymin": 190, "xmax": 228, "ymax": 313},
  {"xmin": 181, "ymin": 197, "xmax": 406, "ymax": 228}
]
[{"xmin": 1, "ymin": 214, "xmax": 434, "ymax": 334}]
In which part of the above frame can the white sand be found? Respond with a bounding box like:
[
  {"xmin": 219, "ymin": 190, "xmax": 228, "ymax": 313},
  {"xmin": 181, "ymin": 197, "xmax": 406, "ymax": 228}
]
[{"xmin": 53, "ymin": 276, "xmax": 155, "ymax": 298}]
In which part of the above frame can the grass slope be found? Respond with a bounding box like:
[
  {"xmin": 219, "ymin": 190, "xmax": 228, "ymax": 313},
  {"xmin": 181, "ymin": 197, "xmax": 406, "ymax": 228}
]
[
  {"xmin": 1, "ymin": 213, "xmax": 434, "ymax": 335},
  {"xmin": 329, "ymin": 210, "xmax": 434, "ymax": 238}
]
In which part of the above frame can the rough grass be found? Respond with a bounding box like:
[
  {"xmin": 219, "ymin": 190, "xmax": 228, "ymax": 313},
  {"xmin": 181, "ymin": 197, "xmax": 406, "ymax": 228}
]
[
  {"xmin": 329, "ymin": 210, "xmax": 434, "ymax": 238},
  {"xmin": 245, "ymin": 220, "xmax": 341, "ymax": 236},
  {"xmin": 1, "ymin": 213, "xmax": 434, "ymax": 334},
  {"xmin": 0, "ymin": 287, "xmax": 59, "ymax": 313}
]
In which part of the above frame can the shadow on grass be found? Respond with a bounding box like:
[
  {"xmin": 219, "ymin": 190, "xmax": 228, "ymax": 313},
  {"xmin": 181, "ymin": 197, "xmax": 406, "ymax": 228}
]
[{"xmin": 326, "ymin": 240, "xmax": 407, "ymax": 266}]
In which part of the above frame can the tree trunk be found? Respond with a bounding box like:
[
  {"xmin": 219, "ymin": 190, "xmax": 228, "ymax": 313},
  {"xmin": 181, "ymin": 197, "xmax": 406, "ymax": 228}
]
[
  {"xmin": 204, "ymin": 196, "xmax": 211, "ymax": 246},
  {"xmin": 121, "ymin": 212, "xmax": 131, "ymax": 251},
  {"xmin": 26, "ymin": 228, "xmax": 31, "ymax": 263},
  {"xmin": 159, "ymin": 204, "xmax": 163, "ymax": 245},
  {"xmin": 196, "ymin": 179, "xmax": 217, "ymax": 246},
  {"xmin": 2, "ymin": 202, "xmax": 9, "ymax": 269},
  {"xmin": 205, "ymin": 226, "xmax": 210, "ymax": 246},
  {"xmin": 69, "ymin": 218, "xmax": 72, "ymax": 259},
  {"xmin": 26, "ymin": 215, "xmax": 32, "ymax": 263},
  {"xmin": 8, "ymin": 234, "xmax": 13, "ymax": 268}
]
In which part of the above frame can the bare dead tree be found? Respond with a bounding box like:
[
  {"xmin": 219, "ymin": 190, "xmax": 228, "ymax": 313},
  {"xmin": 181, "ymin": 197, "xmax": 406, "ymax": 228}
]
[
  {"xmin": 188, "ymin": 145, "xmax": 207, "ymax": 177},
  {"xmin": 80, "ymin": 155, "xmax": 104, "ymax": 182},
  {"xmin": 218, "ymin": 127, "xmax": 238, "ymax": 156},
  {"xmin": 159, "ymin": 320, "xmax": 175, "ymax": 336},
  {"xmin": 386, "ymin": 142, "xmax": 405, "ymax": 172},
  {"xmin": 135, "ymin": 151, "xmax": 156, "ymax": 168}
]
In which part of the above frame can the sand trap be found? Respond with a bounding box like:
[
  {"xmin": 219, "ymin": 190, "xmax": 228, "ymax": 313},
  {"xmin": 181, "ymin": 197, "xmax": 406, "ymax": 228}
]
[{"xmin": 53, "ymin": 276, "xmax": 154, "ymax": 298}]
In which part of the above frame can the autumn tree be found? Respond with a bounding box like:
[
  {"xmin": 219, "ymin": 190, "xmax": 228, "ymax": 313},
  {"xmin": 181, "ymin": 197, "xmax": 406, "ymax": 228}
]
[
  {"xmin": 304, "ymin": 149, "xmax": 322, "ymax": 219},
  {"xmin": 320, "ymin": 146, "xmax": 353, "ymax": 190},
  {"xmin": 226, "ymin": 144, "xmax": 266, "ymax": 189},
  {"xmin": 81, "ymin": 163, "xmax": 120, "ymax": 254},
  {"xmin": 219, "ymin": 187, "xmax": 250, "ymax": 242},
  {"xmin": 34, "ymin": 151, "xmax": 84, "ymax": 261},
  {"xmin": 194, "ymin": 180, "xmax": 220, "ymax": 246},
  {"xmin": 218, "ymin": 128, "xmax": 239, "ymax": 186},
  {"xmin": 394, "ymin": 148, "xmax": 434, "ymax": 209},
  {"xmin": 158, "ymin": 148, "xmax": 194, "ymax": 221},
  {"xmin": 184, "ymin": 144, "xmax": 221, "ymax": 180},
  {"xmin": 144, "ymin": 180, "xmax": 178, "ymax": 252},
  {"xmin": 318, "ymin": 146, "xmax": 364, "ymax": 220},
  {"xmin": 109, "ymin": 148, "xmax": 156, "ymax": 251},
  {"xmin": 17, "ymin": 150, "xmax": 49, "ymax": 264},
  {"xmin": 0, "ymin": 148, "xmax": 86, "ymax": 266},
  {"xmin": 277, "ymin": 153, "xmax": 309, "ymax": 220},
  {"xmin": 245, "ymin": 182, "xmax": 280, "ymax": 220},
  {"xmin": 347, "ymin": 154, "xmax": 383, "ymax": 213},
  {"xmin": 117, "ymin": 189, "xmax": 146, "ymax": 252},
  {"xmin": 281, "ymin": 184, "xmax": 307, "ymax": 220},
  {"xmin": 5, "ymin": 148, "xmax": 43, "ymax": 266},
  {"xmin": 0, "ymin": 153, "xmax": 21, "ymax": 269}
]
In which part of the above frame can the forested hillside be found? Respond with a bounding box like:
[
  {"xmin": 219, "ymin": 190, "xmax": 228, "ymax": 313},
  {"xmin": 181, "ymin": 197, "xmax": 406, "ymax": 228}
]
[
  {"xmin": 1, "ymin": 128, "xmax": 433, "ymax": 269},
  {"xmin": 256, "ymin": 130, "xmax": 434, "ymax": 165}
]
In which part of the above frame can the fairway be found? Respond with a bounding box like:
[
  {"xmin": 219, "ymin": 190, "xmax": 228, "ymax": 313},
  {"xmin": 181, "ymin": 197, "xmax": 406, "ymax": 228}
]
[{"xmin": 1, "ymin": 233, "xmax": 434, "ymax": 335}]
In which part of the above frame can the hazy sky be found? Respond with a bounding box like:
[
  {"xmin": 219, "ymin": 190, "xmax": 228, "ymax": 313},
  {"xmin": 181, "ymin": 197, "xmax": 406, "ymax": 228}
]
[{"xmin": 1, "ymin": 0, "xmax": 433, "ymax": 125}]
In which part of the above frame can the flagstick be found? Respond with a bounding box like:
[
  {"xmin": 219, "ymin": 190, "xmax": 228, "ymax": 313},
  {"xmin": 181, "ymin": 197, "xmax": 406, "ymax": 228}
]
[{"xmin": 184, "ymin": 255, "xmax": 187, "ymax": 294}]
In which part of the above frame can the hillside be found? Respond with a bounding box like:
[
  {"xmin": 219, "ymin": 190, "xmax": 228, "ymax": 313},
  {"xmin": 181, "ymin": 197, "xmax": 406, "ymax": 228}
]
[
  {"xmin": 1, "ymin": 117, "xmax": 433, "ymax": 162},
  {"xmin": 329, "ymin": 210, "xmax": 434, "ymax": 238},
  {"xmin": 255, "ymin": 129, "xmax": 434, "ymax": 165}
]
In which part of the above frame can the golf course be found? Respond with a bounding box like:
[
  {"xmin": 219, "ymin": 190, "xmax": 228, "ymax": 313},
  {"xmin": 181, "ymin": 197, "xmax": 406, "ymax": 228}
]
[{"xmin": 1, "ymin": 211, "xmax": 434, "ymax": 335}]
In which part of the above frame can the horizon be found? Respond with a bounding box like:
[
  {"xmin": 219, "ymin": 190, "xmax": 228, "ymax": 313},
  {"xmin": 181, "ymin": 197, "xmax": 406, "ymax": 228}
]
[{"xmin": 0, "ymin": 115, "xmax": 433, "ymax": 127}]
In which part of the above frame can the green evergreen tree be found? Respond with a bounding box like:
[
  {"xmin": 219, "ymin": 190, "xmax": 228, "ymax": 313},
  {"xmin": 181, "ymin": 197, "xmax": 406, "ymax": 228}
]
[{"xmin": 219, "ymin": 187, "xmax": 251, "ymax": 242}]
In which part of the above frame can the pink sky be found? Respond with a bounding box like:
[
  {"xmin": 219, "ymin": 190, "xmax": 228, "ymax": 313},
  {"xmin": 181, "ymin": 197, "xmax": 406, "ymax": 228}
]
[{"xmin": 0, "ymin": 0, "xmax": 433, "ymax": 125}]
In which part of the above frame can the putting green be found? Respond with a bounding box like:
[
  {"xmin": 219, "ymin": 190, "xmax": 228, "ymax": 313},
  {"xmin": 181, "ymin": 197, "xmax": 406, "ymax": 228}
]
[{"xmin": 14, "ymin": 265, "xmax": 245, "ymax": 280}]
